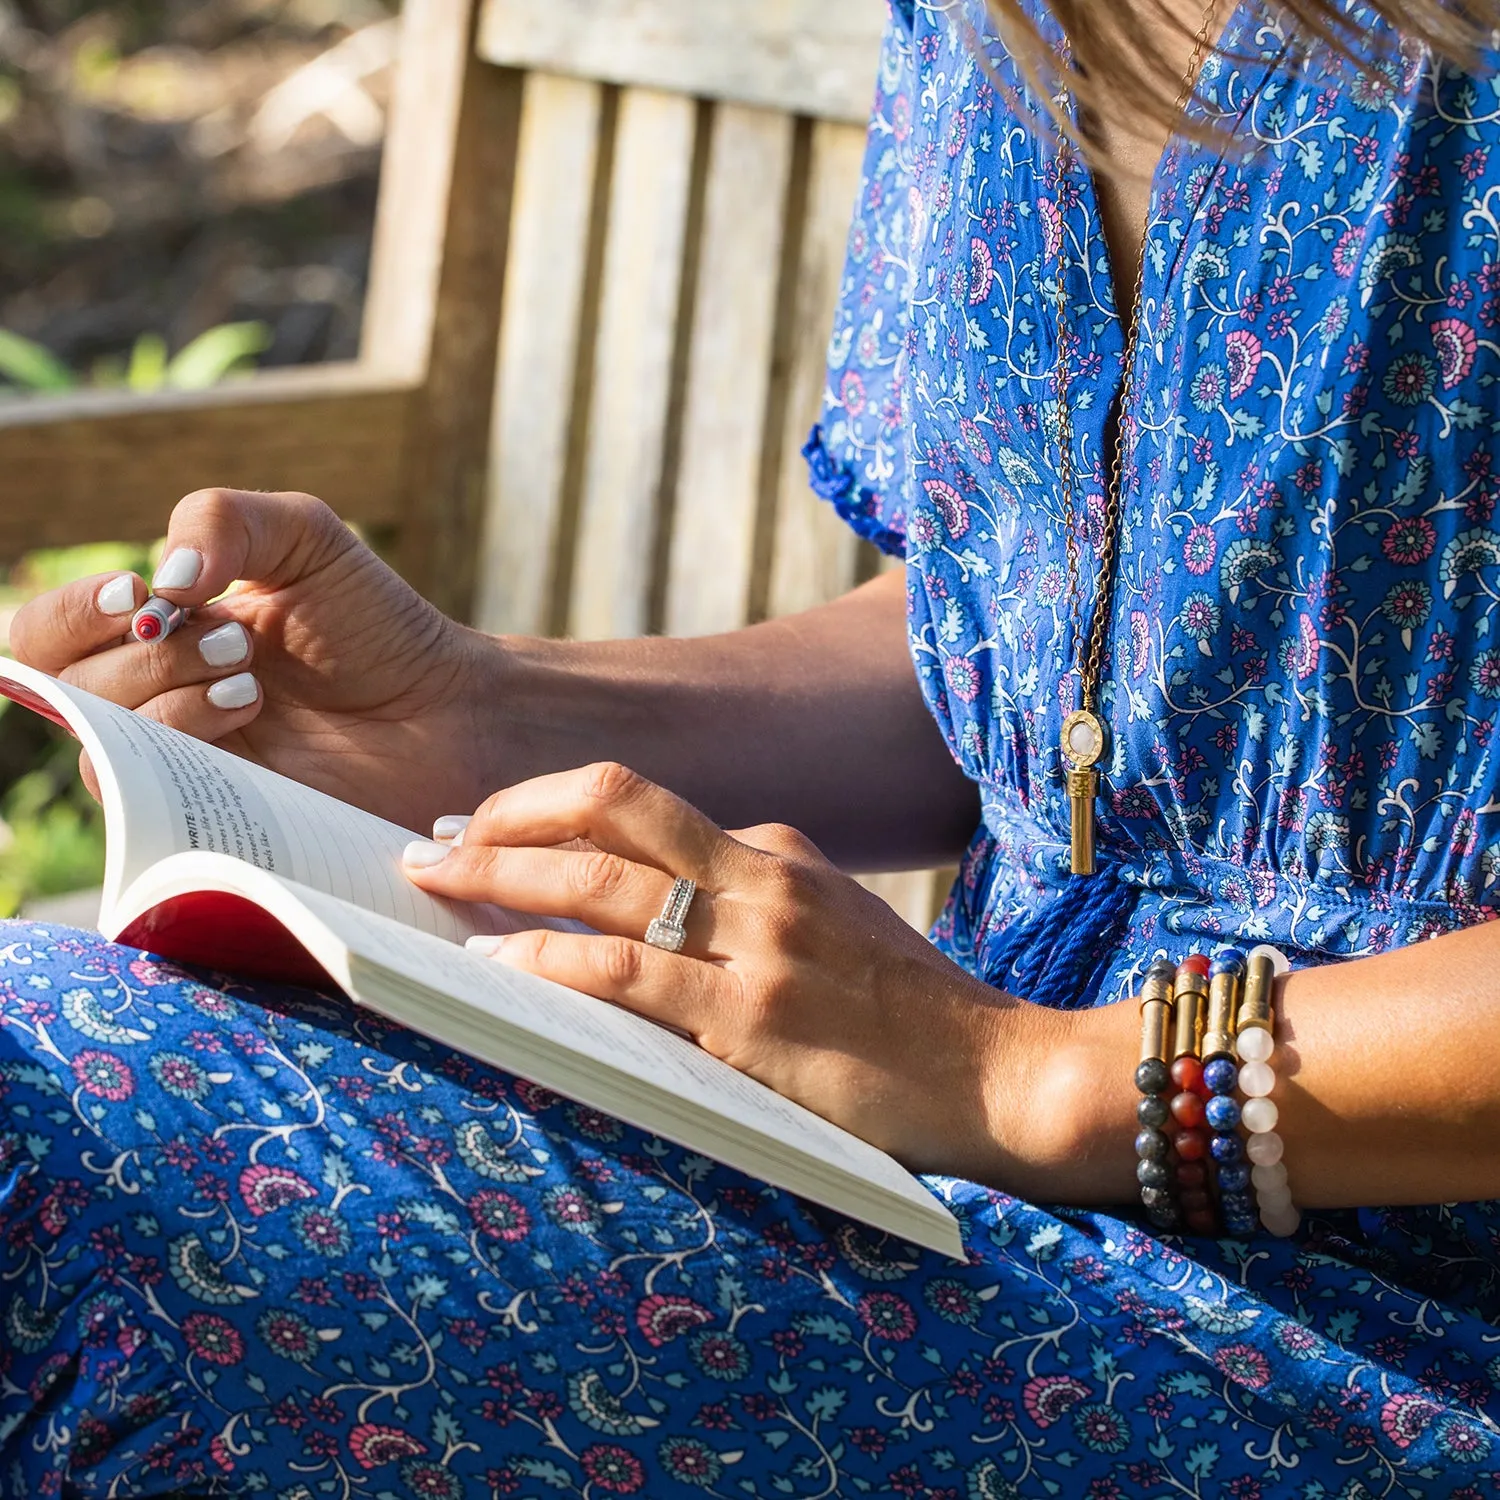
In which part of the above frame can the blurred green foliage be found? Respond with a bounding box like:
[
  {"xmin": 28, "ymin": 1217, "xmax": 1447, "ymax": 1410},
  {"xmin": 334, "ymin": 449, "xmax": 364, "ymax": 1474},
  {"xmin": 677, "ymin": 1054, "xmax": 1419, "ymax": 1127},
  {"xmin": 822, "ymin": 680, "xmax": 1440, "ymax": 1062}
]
[
  {"xmin": 0, "ymin": 321, "xmax": 272, "ymax": 394},
  {"xmin": 1, "ymin": 541, "xmax": 158, "ymax": 917},
  {"xmin": 0, "ymin": 733, "xmax": 109, "ymax": 917}
]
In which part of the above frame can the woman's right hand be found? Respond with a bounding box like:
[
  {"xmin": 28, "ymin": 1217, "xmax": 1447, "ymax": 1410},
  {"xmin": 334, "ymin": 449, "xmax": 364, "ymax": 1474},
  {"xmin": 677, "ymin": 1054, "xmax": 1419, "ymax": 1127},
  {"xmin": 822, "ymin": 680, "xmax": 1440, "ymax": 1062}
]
[{"xmin": 8, "ymin": 488, "xmax": 497, "ymax": 831}]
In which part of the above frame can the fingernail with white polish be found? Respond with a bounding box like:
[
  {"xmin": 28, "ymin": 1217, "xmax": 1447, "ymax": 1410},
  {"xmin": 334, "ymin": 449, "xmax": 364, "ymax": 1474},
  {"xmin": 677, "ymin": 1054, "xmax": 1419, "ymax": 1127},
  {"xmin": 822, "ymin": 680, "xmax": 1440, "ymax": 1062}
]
[
  {"xmin": 433, "ymin": 815, "xmax": 472, "ymax": 845},
  {"xmin": 465, "ymin": 934, "xmax": 508, "ymax": 957},
  {"xmin": 198, "ymin": 622, "xmax": 250, "ymax": 668},
  {"xmin": 403, "ymin": 840, "xmax": 451, "ymax": 868},
  {"xmin": 154, "ymin": 548, "xmax": 203, "ymax": 592},
  {"xmin": 97, "ymin": 574, "xmax": 137, "ymax": 616},
  {"xmin": 207, "ymin": 672, "xmax": 258, "ymax": 710}
]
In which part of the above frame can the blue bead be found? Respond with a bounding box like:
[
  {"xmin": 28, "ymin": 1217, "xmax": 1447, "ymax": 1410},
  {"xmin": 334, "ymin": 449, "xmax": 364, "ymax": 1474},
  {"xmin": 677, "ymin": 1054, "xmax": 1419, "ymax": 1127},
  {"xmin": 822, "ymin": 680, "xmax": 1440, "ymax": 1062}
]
[
  {"xmin": 1217, "ymin": 1162, "xmax": 1251, "ymax": 1193},
  {"xmin": 1220, "ymin": 1191, "xmax": 1255, "ymax": 1213},
  {"xmin": 1225, "ymin": 1215, "xmax": 1259, "ymax": 1236},
  {"xmin": 1203, "ymin": 1057, "xmax": 1239, "ymax": 1095},
  {"xmin": 1205, "ymin": 1095, "xmax": 1241, "ymax": 1131},
  {"xmin": 1210, "ymin": 1132, "xmax": 1244, "ymax": 1163},
  {"xmin": 1210, "ymin": 947, "xmax": 1246, "ymax": 976}
]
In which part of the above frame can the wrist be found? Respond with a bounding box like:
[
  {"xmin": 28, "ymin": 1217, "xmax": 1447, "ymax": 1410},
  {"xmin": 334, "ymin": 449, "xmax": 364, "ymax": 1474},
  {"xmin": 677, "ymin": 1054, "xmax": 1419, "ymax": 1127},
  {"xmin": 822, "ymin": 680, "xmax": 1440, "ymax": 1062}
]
[
  {"xmin": 450, "ymin": 625, "xmax": 536, "ymax": 798},
  {"xmin": 456, "ymin": 628, "xmax": 649, "ymax": 794},
  {"xmin": 981, "ymin": 997, "xmax": 1139, "ymax": 1205}
]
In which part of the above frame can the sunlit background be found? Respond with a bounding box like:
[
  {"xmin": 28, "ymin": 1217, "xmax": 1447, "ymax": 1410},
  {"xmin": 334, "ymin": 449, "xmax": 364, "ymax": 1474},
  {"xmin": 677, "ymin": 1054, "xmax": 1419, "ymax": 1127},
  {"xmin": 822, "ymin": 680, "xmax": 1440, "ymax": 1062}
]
[{"xmin": 0, "ymin": 0, "xmax": 396, "ymax": 915}]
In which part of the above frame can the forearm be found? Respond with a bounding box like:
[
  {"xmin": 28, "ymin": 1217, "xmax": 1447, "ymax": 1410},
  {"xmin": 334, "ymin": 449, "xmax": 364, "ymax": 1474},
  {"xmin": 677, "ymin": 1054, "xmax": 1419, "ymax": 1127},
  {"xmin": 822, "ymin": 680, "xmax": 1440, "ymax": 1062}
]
[
  {"xmin": 455, "ymin": 572, "xmax": 978, "ymax": 871},
  {"xmin": 1005, "ymin": 921, "xmax": 1500, "ymax": 1210}
]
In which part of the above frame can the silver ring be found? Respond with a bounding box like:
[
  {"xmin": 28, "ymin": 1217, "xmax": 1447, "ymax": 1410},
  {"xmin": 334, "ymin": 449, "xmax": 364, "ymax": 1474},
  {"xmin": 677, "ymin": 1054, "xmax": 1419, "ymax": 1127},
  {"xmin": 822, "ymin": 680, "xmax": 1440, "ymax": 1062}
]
[{"xmin": 644, "ymin": 877, "xmax": 697, "ymax": 953}]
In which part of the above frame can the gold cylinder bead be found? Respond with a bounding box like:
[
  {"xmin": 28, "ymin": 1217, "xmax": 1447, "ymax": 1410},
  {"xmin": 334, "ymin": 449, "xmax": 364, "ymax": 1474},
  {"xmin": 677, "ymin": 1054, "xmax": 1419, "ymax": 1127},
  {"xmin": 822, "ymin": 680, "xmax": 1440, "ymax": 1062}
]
[
  {"xmin": 1138, "ymin": 962, "xmax": 1174, "ymax": 1011},
  {"xmin": 1203, "ymin": 967, "xmax": 1240, "ymax": 1061},
  {"xmin": 1171, "ymin": 972, "xmax": 1206, "ymax": 1060},
  {"xmin": 1139, "ymin": 999, "xmax": 1171, "ymax": 1066},
  {"xmin": 1238, "ymin": 952, "xmax": 1275, "ymax": 1035}
]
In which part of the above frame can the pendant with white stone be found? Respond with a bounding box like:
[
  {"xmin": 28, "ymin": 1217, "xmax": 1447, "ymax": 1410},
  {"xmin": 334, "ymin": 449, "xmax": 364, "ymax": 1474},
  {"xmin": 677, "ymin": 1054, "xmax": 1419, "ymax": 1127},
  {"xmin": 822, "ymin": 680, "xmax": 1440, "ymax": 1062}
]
[{"xmin": 1060, "ymin": 709, "xmax": 1107, "ymax": 876}]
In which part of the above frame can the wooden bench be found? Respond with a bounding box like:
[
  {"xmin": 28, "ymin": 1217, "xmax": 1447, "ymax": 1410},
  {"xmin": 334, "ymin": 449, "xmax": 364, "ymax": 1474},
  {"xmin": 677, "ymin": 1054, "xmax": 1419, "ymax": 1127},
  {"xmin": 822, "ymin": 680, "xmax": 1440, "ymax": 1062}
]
[{"xmin": 0, "ymin": 0, "xmax": 950, "ymax": 925}]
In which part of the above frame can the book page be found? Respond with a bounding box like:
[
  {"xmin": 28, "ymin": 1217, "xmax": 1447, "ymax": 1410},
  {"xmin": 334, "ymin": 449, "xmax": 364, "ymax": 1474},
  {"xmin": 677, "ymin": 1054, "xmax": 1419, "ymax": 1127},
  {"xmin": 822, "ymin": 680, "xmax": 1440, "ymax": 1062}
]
[{"xmin": 0, "ymin": 661, "xmax": 527, "ymax": 942}]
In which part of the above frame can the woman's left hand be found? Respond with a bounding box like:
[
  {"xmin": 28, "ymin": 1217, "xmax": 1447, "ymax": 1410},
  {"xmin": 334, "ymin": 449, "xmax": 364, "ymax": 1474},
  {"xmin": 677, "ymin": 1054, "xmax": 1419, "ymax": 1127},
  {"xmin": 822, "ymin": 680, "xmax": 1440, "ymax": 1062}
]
[{"xmin": 403, "ymin": 762, "xmax": 1058, "ymax": 1182}]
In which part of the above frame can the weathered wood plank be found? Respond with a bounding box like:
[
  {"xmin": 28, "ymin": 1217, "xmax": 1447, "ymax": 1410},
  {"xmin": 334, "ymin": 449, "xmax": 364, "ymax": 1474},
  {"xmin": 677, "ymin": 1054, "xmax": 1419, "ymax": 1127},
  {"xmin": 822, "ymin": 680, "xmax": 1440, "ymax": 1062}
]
[
  {"xmin": 391, "ymin": 67, "xmax": 526, "ymax": 617},
  {"xmin": 664, "ymin": 105, "xmax": 795, "ymax": 638},
  {"xmin": 568, "ymin": 87, "xmax": 698, "ymax": 642},
  {"xmin": 478, "ymin": 0, "xmax": 886, "ymax": 126},
  {"xmin": 0, "ymin": 367, "xmax": 412, "ymax": 564},
  {"xmin": 766, "ymin": 119, "xmax": 868, "ymax": 621},
  {"xmin": 363, "ymin": 0, "xmax": 482, "ymax": 381},
  {"xmin": 474, "ymin": 74, "xmax": 607, "ymax": 637}
]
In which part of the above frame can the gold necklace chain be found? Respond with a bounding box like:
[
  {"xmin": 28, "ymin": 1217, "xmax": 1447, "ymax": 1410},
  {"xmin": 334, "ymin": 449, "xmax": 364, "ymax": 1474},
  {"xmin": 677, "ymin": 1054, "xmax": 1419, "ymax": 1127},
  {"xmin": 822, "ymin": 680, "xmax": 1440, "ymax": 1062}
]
[{"xmin": 1052, "ymin": 1, "xmax": 1220, "ymax": 875}]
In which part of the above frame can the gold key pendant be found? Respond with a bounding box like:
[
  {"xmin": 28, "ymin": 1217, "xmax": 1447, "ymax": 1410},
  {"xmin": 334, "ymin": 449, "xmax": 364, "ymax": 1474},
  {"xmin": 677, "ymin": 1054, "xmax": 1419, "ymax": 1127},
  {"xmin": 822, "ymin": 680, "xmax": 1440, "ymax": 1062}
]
[{"xmin": 1060, "ymin": 708, "xmax": 1107, "ymax": 876}]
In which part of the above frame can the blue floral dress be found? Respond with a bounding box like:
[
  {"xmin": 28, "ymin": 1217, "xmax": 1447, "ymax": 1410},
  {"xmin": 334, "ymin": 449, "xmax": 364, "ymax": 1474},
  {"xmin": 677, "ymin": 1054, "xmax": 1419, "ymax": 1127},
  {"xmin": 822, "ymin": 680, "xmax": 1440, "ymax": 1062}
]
[{"xmin": 5, "ymin": 3, "xmax": 1500, "ymax": 1495}]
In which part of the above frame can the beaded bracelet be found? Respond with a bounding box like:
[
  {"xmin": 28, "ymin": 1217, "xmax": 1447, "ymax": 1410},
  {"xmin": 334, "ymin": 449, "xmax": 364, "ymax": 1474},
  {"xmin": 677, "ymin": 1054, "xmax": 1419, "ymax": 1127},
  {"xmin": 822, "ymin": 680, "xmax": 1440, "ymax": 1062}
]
[
  {"xmin": 1133, "ymin": 957, "xmax": 1180, "ymax": 1233},
  {"xmin": 1167, "ymin": 956, "xmax": 1217, "ymax": 1237},
  {"xmin": 1238, "ymin": 944, "xmax": 1301, "ymax": 1238},
  {"xmin": 1203, "ymin": 950, "xmax": 1257, "ymax": 1235}
]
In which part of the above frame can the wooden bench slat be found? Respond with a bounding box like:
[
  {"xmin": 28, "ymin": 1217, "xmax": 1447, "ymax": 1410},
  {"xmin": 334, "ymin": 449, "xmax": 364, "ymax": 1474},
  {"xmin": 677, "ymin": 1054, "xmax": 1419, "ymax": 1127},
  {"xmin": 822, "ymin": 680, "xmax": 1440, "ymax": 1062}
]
[
  {"xmin": 477, "ymin": 0, "xmax": 885, "ymax": 126},
  {"xmin": 0, "ymin": 367, "xmax": 412, "ymax": 563},
  {"xmin": 474, "ymin": 73, "xmax": 607, "ymax": 636},
  {"xmin": 767, "ymin": 119, "xmax": 868, "ymax": 621},
  {"xmin": 385, "ymin": 35, "xmax": 525, "ymax": 616},
  {"xmin": 664, "ymin": 104, "xmax": 795, "ymax": 639},
  {"xmin": 363, "ymin": 0, "xmax": 484, "ymax": 381},
  {"xmin": 569, "ymin": 87, "xmax": 699, "ymax": 642}
]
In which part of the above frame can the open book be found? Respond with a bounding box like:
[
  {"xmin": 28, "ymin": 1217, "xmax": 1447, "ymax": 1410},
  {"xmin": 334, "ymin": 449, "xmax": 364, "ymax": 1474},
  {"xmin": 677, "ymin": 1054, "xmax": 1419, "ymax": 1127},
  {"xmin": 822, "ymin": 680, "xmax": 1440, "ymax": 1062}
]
[{"xmin": 0, "ymin": 660, "xmax": 963, "ymax": 1259}]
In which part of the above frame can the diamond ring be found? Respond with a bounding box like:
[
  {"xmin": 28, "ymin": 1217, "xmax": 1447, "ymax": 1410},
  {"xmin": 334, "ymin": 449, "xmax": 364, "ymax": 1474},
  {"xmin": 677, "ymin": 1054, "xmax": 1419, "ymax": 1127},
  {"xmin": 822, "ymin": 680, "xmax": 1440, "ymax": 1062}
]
[{"xmin": 644, "ymin": 877, "xmax": 697, "ymax": 953}]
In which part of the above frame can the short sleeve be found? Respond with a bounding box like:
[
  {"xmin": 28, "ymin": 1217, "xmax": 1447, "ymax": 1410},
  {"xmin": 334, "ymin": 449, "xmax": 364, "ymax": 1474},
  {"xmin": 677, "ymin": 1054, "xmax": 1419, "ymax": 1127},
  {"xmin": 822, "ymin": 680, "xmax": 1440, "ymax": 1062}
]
[{"xmin": 802, "ymin": 6, "xmax": 918, "ymax": 559}]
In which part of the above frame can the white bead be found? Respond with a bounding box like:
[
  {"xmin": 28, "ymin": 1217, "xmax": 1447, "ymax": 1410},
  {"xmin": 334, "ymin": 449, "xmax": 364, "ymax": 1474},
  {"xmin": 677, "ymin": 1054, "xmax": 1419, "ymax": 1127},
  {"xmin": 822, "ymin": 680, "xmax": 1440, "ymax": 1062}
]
[
  {"xmin": 1247, "ymin": 943, "xmax": 1291, "ymax": 976},
  {"xmin": 1239, "ymin": 1059, "xmax": 1276, "ymax": 1097},
  {"xmin": 1257, "ymin": 1183, "xmax": 1294, "ymax": 1212},
  {"xmin": 1246, "ymin": 1130, "xmax": 1285, "ymax": 1166},
  {"xmin": 1241, "ymin": 1096, "xmax": 1279, "ymax": 1134},
  {"xmin": 1262, "ymin": 1204, "xmax": 1302, "ymax": 1237},
  {"xmin": 1236, "ymin": 1027, "xmax": 1274, "ymax": 1063},
  {"xmin": 1251, "ymin": 1161, "xmax": 1288, "ymax": 1191}
]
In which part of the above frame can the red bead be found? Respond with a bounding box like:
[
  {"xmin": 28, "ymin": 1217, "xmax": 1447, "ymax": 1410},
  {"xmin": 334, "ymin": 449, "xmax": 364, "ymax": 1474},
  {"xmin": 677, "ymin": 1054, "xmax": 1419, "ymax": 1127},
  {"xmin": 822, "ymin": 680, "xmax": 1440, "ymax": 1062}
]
[
  {"xmin": 1179, "ymin": 1188, "xmax": 1210, "ymax": 1212},
  {"xmin": 1179, "ymin": 954, "xmax": 1211, "ymax": 978},
  {"xmin": 1175, "ymin": 1161, "xmax": 1207, "ymax": 1188},
  {"xmin": 1185, "ymin": 1208, "xmax": 1217, "ymax": 1235},
  {"xmin": 1170, "ymin": 1056, "xmax": 1204, "ymax": 1094},
  {"xmin": 1170, "ymin": 1091, "xmax": 1206, "ymax": 1128},
  {"xmin": 1174, "ymin": 1128, "xmax": 1208, "ymax": 1161}
]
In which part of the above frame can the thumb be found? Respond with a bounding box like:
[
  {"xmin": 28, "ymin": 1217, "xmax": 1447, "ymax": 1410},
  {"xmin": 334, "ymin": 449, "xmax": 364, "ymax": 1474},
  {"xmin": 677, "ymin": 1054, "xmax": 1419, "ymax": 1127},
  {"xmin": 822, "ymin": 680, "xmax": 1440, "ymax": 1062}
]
[{"xmin": 148, "ymin": 489, "xmax": 359, "ymax": 606}]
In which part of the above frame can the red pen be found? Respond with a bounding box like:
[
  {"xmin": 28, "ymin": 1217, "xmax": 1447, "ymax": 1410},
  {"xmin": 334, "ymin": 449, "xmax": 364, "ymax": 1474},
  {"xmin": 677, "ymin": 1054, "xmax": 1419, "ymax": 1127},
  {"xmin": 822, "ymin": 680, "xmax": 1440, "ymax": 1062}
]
[{"xmin": 132, "ymin": 596, "xmax": 191, "ymax": 643}]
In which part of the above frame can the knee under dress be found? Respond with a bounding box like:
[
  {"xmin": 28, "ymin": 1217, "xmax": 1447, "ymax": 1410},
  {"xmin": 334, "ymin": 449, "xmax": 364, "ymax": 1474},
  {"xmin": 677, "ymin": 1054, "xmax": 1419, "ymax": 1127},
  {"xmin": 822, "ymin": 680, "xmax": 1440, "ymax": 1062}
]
[{"xmin": 6, "ymin": 1, "xmax": 1500, "ymax": 1493}]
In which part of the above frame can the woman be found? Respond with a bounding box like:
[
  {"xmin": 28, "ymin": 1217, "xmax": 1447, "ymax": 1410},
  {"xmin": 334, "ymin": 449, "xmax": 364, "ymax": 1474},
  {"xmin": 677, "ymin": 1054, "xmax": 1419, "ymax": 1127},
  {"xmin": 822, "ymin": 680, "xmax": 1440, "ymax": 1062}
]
[{"xmin": 5, "ymin": 0, "xmax": 1500, "ymax": 1492}]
